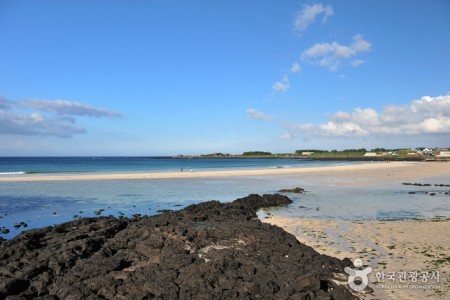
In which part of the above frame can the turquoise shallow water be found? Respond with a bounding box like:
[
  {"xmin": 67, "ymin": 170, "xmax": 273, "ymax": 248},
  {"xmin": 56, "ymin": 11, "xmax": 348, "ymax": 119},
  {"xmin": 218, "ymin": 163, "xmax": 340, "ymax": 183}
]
[
  {"xmin": 0, "ymin": 175, "xmax": 284, "ymax": 239},
  {"xmin": 0, "ymin": 157, "xmax": 348, "ymax": 174},
  {"xmin": 1, "ymin": 158, "xmax": 449, "ymax": 239}
]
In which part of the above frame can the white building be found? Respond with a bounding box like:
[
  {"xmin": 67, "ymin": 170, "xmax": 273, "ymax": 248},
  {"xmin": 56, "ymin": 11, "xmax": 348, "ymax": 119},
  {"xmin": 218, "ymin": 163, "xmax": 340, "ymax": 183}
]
[
  {"xmin": 437, "ymin": 151, "xmax": 450, "ymax": 157},
  {"xmin": 302, "ymin": 152, "xmax": 314, "ymax": 156},
  {"xmin": 364, "ymin": 152, "xmax": 378, "ymax": 157}
]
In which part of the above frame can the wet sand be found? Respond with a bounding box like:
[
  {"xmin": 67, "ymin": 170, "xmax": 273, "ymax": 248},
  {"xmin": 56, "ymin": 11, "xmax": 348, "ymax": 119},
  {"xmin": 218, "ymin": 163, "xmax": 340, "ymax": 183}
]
[
  {"xmin": 0, "ymin": 161, "xmax": 448, "ymax": 182},
  {"xmin": 261, "ymin": 161, "xmax": 450, "ymax": 299},
  {"xmin": 263, "ymin": 216, "xmax": 450, "ymax": 299},
  {"xmin": 2, "ymin": 160, "xmax": 449, "ymax": 298}
]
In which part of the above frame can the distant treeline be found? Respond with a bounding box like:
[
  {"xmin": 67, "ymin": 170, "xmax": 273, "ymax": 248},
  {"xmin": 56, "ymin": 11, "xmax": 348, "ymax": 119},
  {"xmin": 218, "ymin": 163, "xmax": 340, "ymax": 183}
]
[
  {"xmin": 195, "ymin": 147, "xmax": 448, "ymax": 159},
  {"xmin": 242, "ymin": 151, "xmax": 272, "ymax": 156},
  {"xmin": 294, "ymin": 148, "xmax": 420, "ymax": 154},
  {"xmin": 295, "ymin": 149, "xmax": 368, "ymax": 154}
]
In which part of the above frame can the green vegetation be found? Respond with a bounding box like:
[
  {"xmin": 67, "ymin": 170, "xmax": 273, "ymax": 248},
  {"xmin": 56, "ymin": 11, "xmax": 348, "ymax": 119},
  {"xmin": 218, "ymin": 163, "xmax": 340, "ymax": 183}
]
[
  {"xmin": 242, "ymin": 151, "xmax": 272, "ymax": 156},
  {"xmin": 431, "ymin": 256, "xmax": 450, "ymax": 266},
  {"xmin": 291, "ymin": 147, "xmax": 436, "ymax": 160},
  {"xmin": 191, "ymin": 147, "xmax": 450, "ymax": 161},
  {"xmin": 200, "ymin": 153, "xmax": 232, "ymax": 157},
  {"xmin": 295, "ymin": 148, "xmax": 368, "ymax": 158}
]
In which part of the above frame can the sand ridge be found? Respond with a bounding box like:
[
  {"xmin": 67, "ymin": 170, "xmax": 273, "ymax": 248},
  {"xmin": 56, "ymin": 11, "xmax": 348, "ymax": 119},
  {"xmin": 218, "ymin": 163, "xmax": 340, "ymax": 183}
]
[{"xmin": 0, "ymin": 161, "xmax": 448, "ymax": 182}]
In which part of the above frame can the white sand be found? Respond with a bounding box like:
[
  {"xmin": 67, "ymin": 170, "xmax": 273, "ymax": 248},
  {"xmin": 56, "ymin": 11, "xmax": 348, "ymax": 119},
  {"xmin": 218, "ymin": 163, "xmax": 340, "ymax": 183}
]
[
  {"xmin": 0, "ymin": 161, "xmax": 448, "ymax": 182},
  {"xmin": 1, "ymin": 160, "xmax": 449, "ymax": 298},
  {"xmin": 261, "ymin": 161, "xmax": 450, "ymax": 299},
  {"xmin": 264, "ymin": 216, "xmax": 450, "ymax": 299}
]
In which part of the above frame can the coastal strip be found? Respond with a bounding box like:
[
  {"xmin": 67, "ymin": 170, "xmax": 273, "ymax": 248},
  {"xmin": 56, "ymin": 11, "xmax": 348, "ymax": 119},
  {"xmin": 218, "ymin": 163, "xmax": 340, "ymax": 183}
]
[
  {"xmin": 0, "ymin": 194, "xmax": 357, "ymax": 299},
  {"xmin": 0, "ymin": 161, "xmax": 447, "ymax": 182},
  {"xmin": 263, "ymin": 216, "xmax": 450, "ymax": 299}
]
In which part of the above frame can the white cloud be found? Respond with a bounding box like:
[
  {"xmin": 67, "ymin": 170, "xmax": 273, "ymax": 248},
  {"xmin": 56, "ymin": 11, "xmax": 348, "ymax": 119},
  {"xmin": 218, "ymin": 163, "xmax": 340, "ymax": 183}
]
[
  {"xmin": 0, "ymin": 97, "xmax": 12, "ymax": 109},
  {"xmin": 21, "ymin": 99, "xmax": 122, "ymax": 118},
  {"xmin": 351, "ymin": 34, "xmax": 371, "ymax": 52},
  {"xmin": 294, "ymin": 3, "xmax": 334, "ymax": 33},
  {"xmin": 279, "ymin": 132, "xmax": 294, "ymax": 140},
  {"xmin": 291, "ymin": 62, "xmax": 302, "ymax": 73},
  {"xmin": 272, "ymin": 76, "xmax": 290, "ymax": 93},
  {"xmin": 351, "ymin": 59, "xmax": 365, "ymax": 67},
  {"xmin": 301, "ymin": 35, "xmax": 371, "ymax": 71},
  {"xmin": 246, "ymin": 109, "xmax": 274, "ymax": 120},
  {"xmin": 0, "ymin": 110, "xmax": 85, "ymax": 138},
  {"xmin": 283, "ymin": 95, "xmax": 450, "ymax": 139},
  {"xmin": 0, "ymin": 97, "xmax": 121, "ymax": 138}
]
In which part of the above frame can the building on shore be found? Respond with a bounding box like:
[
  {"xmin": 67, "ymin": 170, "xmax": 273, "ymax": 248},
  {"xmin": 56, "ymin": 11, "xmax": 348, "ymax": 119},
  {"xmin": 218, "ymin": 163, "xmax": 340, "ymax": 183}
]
[
  {"xmin": 364, "ymin": 152, "xmax": 378, "ymax": 157},
  {"xmin": 437, "ymin": 151, "xmax": 450, "ymax": 157}
]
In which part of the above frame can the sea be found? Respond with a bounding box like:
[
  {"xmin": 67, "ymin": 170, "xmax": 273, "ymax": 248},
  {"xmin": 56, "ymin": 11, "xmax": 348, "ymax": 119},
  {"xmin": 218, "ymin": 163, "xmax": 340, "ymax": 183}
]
[{"xmin": 1, "ymin": 157, "xmax": 450, "ymax": 239}]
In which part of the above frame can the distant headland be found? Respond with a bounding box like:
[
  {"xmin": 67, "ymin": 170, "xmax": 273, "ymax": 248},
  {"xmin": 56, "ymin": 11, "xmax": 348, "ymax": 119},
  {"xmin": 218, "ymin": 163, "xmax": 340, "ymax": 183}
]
[{"xmin": 176, "ymin": 147, "xmax": 450, "ymax": 161}]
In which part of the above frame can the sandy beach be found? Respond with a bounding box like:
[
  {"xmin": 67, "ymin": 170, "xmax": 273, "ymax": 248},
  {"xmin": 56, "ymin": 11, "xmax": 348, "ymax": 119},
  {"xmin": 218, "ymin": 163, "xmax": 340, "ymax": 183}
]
[
  {"xmin": 2, "ymin": 160, "xmax": 450, "ymax": 298},
  {"xmin": 263, "ymin": 216, "xmax": 450, "ymax": 299},
  {"xmin": 260, "ymin": 161, "xmax": 450, "ymax": 299},
  {"xmin": 0, "ymin": 161, "xmax": 448, "ymax": 182}
]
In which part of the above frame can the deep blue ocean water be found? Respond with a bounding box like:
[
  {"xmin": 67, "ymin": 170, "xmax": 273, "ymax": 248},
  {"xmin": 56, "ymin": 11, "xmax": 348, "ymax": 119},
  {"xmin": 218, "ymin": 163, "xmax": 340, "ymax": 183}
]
[
  {"xmin": 1, "ymin": 157, "xmax": 449, "ymax": 239},
  {"xmin": 0, "ymin": 156, "xmax": 338, "ymax": 175}
]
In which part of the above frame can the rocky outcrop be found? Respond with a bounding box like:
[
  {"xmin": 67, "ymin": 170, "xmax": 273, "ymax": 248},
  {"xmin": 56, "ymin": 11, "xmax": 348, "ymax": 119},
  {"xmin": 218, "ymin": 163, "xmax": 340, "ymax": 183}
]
[
  {"xmin": 232, "ymin": 193, "xmax": 293, "ymax": 210},
  {"xmin": 0, "ymin": 194, "xmax": 356, "ymax": 299},
  {"xmin": 278, "ymin": 187, "xmax": 306, "ymax": 194}
]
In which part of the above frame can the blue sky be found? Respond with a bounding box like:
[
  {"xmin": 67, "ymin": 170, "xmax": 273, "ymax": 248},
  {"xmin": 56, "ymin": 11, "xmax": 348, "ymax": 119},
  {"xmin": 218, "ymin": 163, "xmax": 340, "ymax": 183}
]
[{"xmin": 1, "ymin": 0, "xmax": 449, "ymax": 155}]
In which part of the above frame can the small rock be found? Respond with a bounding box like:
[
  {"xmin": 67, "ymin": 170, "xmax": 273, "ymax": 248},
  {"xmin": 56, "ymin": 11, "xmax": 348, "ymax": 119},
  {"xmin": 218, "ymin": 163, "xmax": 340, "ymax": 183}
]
[
  {"xmin": 0, "ymin": 278, "xmax": 29, "ymax": 294},
  {"xmin": 278, "ymin": 187, "xmax": 305, "ymax": 193},
  {"xmin": 293, "ymin": 273, "xmax": 320, "ymax": 293}
]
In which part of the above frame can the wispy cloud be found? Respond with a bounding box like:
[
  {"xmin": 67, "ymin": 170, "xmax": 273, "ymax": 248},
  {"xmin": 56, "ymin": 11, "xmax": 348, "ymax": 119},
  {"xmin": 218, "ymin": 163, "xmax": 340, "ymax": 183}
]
[
  {"xmin": 0, "ymin": 97, "xmax": 12, "ymax": 109},
  {"xmin": 272, "ymin": 76, "xmax": 290, "ymax": 93},
  {"xmin": 0, "ymin": 110, "xmax": 85, "ymax": 138},
  {"xmin": 293, "ymin": 3, "xmax": 334, "ymax": 33},
  {"xmin": 246, "ymin": 108, "xmax": 274, "ymax": 120},
  {"xmin": 301, "ymin": 34, "xmax": 371, "ymax": 71},
  {"xmin": 0, "ymin": 97, "xmax": 121, "ymax": 138},
  {"xmin": 291, "ymin": 62, "xmax": 302, "ymax": 73},
  {"xmin": 350, "ymin": 59, "xmax": 365, "ymax": 67},
  {"xmin": 282, "ymin": 95, "xmax": 450, "ymax": 139},
  {"xmin": 279, "ymin": 132, "xmax": 293, "ymax": 140},
  {"xmin": 21, "ymin": 99, "xmax": 122, "ymax": 118}
]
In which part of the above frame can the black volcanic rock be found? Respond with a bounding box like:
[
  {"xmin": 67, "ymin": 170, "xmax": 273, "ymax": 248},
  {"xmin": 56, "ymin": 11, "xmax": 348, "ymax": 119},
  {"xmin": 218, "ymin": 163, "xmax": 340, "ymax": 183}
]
[
  {"xmin": 0, "ymin": 194, "xmax": 356, "ymax": 299},
  {"xmin": 232, "ymin": 193, "xmax": 293, "ymax": 210},
  {"xmin": 278, "ymin": 187, "xmax": 306, "ymax": 194}
]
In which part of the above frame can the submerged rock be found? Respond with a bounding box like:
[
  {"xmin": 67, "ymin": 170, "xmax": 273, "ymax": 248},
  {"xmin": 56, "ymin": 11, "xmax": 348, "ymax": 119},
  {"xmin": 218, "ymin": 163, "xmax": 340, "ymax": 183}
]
[
  {"xmin": 0, "ymin": 194, "xmax": 356, "ymax": 299},
  {"xmin": 278, "ymin": 187, "xmax": 306, "ymax": 194}
]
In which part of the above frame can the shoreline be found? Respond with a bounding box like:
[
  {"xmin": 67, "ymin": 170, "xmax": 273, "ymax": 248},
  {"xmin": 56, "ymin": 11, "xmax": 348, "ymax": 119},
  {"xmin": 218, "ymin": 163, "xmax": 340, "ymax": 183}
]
[
  {"xmin": 0, "ymin": 161, "xmax": 446, "ymax": 182},
  {"xmin": 1, "ymin": 160, "xmax": 449, "ymax": 297},
  {"xmin": 263, "ymin": 216, "xmax": 450, "ymax": 299},
  {"xmin": 0, "ymin": 195, "xmax": 358, "ymax": 299}
]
